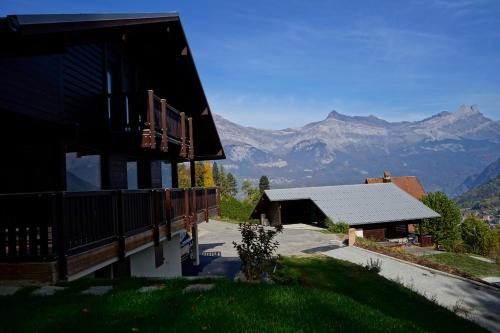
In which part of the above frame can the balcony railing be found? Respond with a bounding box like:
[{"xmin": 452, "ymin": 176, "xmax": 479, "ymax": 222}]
[
  {"xmin": 0, "ymin": 187, "xmax": 219, "ymax": 278},
  {"xmin": 106, "ymin": 90, "xmax": 193, "ymax": 159}
]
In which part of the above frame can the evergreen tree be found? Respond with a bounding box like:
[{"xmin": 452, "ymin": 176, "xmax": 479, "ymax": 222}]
[
  {"xmin": 421, "ymin": 192, "xmax": 462, "ymax": 250},
  {"xmin": 226, "ymin": 172, "xmax": 238, "ymax": 197},
  {"xmin": 213, "ymin": 162, "xmax": 220, "ymax": 186},
  {"xmin": 219, "ymin": 165, "xmax": 226, "ymax": 187},
  {"xmin": 203, "ymin": 161, "xmax": 215, "ymax": 187},
  {"xmin": 258, "ymin": 175, "xmax": 270, "ymax": 193}
]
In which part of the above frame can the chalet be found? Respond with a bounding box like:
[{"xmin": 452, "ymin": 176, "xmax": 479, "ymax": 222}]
[
  {"xmin": 0, "ymin": 13, "xmax": 224, "ymax": 283},
  {"xmin": 251, "ymin": 183, "xmax": 439, "ymax": 242}
]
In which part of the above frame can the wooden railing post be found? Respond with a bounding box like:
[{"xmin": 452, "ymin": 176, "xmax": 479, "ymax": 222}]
[
  {"xmin": 54, "ymin": 192, "xmax": 68, "ymax": 281},
  {"xmin": 188, "ymin": 117, "xmax": 194, "ymax": 160},
  {"xmin": 160, "ymin": 99, "xmax": 168, "ymax": 152},
  {"xmin": 152, "ymin": 190, "xmax": 160, "ymax": 247},
  {"xmin": 152, "ymin": 190, "xmax": 165, "ymax": 268},
  {"xmin": 180, "ymin": 112, "xmax": 187, "ymax": 158},
  {"xmin": 117, "ymin": 190, "xmax": 126, "ymax": 260},
  {"xmin": 165, "ymin": 189, "xmax": 172, "ymax": 240}
]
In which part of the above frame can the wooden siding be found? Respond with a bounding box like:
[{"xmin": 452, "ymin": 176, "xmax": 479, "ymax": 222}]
[
  {"xmin": 0, "ymin": 54, "xmax": 62, "ymax": 121},
  {"xmin": 0, "ymin": 262, "xmax": 58, "ymax": 283},
  {"xmin": 363, "ymin": 228, "xmax": 386, "ymax": 242},
  {"xmin": 62, "ymin": 43, "xmax": 104, "ymax": 125},
  {"xmin": 66, "ymin": 241, "xmax": 119, "ymax": 277}
]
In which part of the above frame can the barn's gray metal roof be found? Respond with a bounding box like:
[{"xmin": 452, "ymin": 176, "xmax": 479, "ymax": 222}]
[{"xmin": 264, "ymin": 183, "xmax": 439, "ymax": 226}]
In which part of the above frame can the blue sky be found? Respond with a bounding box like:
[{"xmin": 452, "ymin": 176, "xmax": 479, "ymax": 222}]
[{"xmin": 2, "ymin": 1, "xmax": 500, "ymax": 128}]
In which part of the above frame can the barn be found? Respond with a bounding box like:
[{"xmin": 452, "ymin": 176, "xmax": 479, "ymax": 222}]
[{"xmin": 251, "ymin": 183, "xmax": 439, "ymax": 241}]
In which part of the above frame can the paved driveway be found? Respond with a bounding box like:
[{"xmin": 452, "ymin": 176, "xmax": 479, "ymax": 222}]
[
  {"xmin": 324, "ymin": 246, "xmax": 500, "ymax": 333},
  {"xmin": 182, "ymin": 219, "xmax": 342, "ymax": 277}
]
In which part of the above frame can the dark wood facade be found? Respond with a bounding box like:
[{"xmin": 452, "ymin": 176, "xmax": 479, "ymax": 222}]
[{"xmin": 0, "ymin": 14, "xmax": 224, "ymax": 281}]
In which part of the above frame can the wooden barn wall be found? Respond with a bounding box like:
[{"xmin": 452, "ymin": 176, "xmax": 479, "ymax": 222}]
[
  {"xmin": 0, "ymin": 53, "xmax": 61, "ymax": 122},
  {"xmin": 266, "ymin": 202, "xmax": 282, "ymax": 226},
  {"xmin": 62, "ymin": 43, "xmax": 104, "ymax": 127}
]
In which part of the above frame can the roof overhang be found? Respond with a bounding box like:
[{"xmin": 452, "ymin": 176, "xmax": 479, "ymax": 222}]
[{"xmin": 5, "ymin": 13, "xmax": 180, "ymax": 35}]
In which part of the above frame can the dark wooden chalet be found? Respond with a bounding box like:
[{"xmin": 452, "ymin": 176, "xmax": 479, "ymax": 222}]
[{"xmin": 0, "ymin": 13, "xmax": 224, "ymax": 282}]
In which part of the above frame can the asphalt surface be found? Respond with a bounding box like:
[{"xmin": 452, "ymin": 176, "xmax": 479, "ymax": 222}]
[{"xmin": 325, "ymin": 246, "xmax": 500, "ymax": 333}]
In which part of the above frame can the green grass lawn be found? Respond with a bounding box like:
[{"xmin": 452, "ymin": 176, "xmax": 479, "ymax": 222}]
[
  {"xmin": 424, "ymin": 252, "xmax": 500, "ymax": 278},
  {"xmin": 0, "ymin": 256, "xmax": 485, "ymax": 333}
]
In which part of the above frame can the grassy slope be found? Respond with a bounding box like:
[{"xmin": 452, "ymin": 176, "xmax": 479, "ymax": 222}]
[
  {"xmin": 425, "ymin": 252, "xmax": 500, "ymax": 277},
  {"xmin": 0, "ymin": 257, "xmax": 485, "ymax": 333}
]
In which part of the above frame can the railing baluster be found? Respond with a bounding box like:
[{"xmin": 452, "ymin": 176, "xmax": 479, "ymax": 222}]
[
  {"xmin": 180, "ymin": 112, "xmax": 187, "ymax": 158},
  {"xmin": 160, "ymin": 99, "xmax": 168, "ymax": 152}
]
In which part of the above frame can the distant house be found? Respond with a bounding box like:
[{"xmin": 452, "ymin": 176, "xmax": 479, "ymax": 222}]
[
  {"xmin": 251, "ymin": 183, "xmax": 439, "ymax": 241},
  {"xmin": 365, "ymin": 171, "xmax": 426, "ymax": 199},
  {"xmin": 365, "ymin": 171, "xmax": 427, "ymax": 233}
]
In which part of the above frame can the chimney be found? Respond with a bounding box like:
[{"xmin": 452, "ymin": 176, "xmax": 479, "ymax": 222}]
[{"xmin": 383, "ymin": 170, "xmax": 391, "ymax": 183}]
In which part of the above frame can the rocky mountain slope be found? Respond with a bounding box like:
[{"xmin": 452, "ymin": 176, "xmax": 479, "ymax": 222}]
[
  {"xmin": 454, "ymin": 157, "xmax": 500, "ymax": 195},
  {"xmin": 214, "ymin": 105, "xmax": 500, "ymax": 195}
]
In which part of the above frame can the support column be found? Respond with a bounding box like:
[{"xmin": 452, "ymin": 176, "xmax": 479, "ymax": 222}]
[
  {"xmin": 190, "ymin": 160, "xmax": 196, "ymax": 187},
  {"xmin": 137, "ymin": 158, "xmax": 162, "ymax": 189},
  {"xmin": 419, "ymin": 221, "xmax": 424, "ymax": 247},
  {"xmin": 192, "ymin": 224, "xmax": 200, "ymax": 266},
  {"xmin": 171, "ymin": 160, "xmax": 179, "ymax": 188},
  {"xmin": 100, "ymin": 152, "xmax": 128, "ymax": 189}
]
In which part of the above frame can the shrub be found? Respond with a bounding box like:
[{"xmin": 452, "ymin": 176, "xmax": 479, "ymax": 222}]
[
  {"xmin": 324, "ymin": 218, "xmax": 349, "ymax": 234},
  {"xmin": 220, "ymin": 195, "xmax": 258, "ymax": 222},
  {"xmin": 421, "ymin": 192, "xmax": 462, "ymax": 249},
  {"xmin": 461, "ymin": 215, "xmax": 496, "ymax": 256},
  {"xmin": 233, "ymin": 223, "xmax": 283, "ymax": 281}
]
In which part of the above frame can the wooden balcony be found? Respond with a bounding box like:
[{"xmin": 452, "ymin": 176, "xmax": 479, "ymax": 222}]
[
  {"xmin": 107, "ymin": 90, "xmax": 193, "ymax": 159},
  {"xmin": 0, "ymin": 187, "xmax": 219, "ymax": 282}
]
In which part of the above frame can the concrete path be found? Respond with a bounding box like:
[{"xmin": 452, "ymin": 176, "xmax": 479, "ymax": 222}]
[
  {"xmin": 324, "ymin": 246, "xmax": 500, "ymax": 333},
  {"xmin": 182, "ymin": 220, "xmax": 342, "ymax": 278}
]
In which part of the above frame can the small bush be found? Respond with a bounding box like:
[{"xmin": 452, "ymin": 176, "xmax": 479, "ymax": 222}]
[
  {"xmin": 233, "ymin": 223, "xmax": 283, "ymax": 281},
  {"xmin": 440, "ymin": 239, "xmax": 465, "ymax": 253},
  {"xmin": 365, "ymin": 258, "xmax": 382, "ymax": 273},
  {"xmin": 324, "ymin": 218, "xmax": 349, "ymax": 234}
]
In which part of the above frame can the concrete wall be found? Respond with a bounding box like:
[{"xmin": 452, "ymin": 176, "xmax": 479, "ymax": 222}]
[{"xmin": 129, "ymin": 233, "xmax": 182, "ymax": 278}]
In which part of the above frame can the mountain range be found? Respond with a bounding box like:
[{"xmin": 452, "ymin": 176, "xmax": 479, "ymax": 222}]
[{"xmin": 213, "ymin": 105, "xmax": 500, "ymax": 196}]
